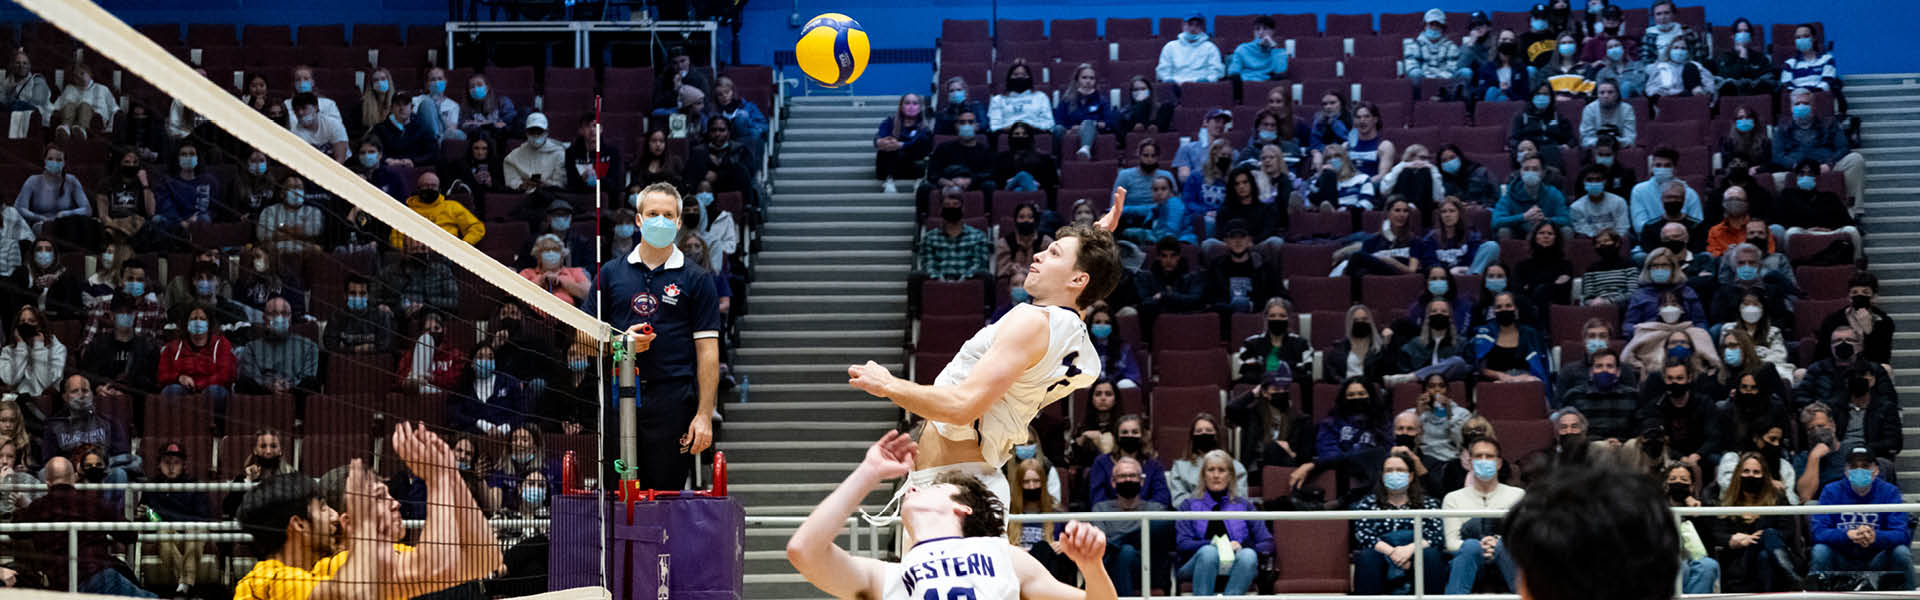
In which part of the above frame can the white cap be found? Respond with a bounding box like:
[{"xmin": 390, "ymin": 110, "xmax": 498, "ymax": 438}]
[
  {"xmin": 1424, "ymin": 8, "xmax": 1447, "ymax": 25},
  {"xmin": 524, "ymin": 112, "xmax": 549, "ymax": 131}
]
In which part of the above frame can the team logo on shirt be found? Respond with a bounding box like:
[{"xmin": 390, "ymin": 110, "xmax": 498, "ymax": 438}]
[
  {"xmin": 631, "ymin": 292, "xmax": 658, "ymax": 318},
  {"xmin": 662, "ymin": 283, "xmax": 681, "ymax": 305}
]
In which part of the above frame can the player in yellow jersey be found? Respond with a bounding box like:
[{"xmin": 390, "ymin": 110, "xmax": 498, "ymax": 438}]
[{"xmin": 233, "ymin": 423, "xmax": 501, "ymax": 599}]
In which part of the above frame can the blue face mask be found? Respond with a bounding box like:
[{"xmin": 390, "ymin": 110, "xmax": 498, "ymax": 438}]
[
  {"xmin": 640, "ymin": 215, "xmax": 678, "ymax": 248},
  {"xmin": 1180, "ymin": 32, "xmax": 1202, "ymax": 43},
  {"xmin": 551, "ymin": 216, "xmax": 571, "ymax": 232},
  {"xmin": 359, "ymin": 152, "xmax": 379, "ymax": 168},
  {"xmin": 1382, "ymin": 471, "xmax": 1411, "ymax": 491},
  {"xmin": 346, "ymin": 295, "xmax": 368, "ymax": 311},
  {"xmin": 43, "ymin": 160, "xmax": 61, "ymax": 174},
  {"xmin": 1649, "ymin": 268, "xmax": 1673, "ymax": 283},
  {"xmin": 1734, "ymin": 118, "xmax": 1755, "ymax": 133},
  {"xmin": 1521, "ymin": 170, "xmax": 1542, "ymax": 186},
  {"xmin": 1585, "ymin": 338, "xmax": 1608, "ymax": 355},
  {"xmin": 1532, "ymin": 94, "xmax": 1551, "ymax": 110},
  {"xmin": 32, "ymin": 250, "xmax": 51, "ymax": 266},
  {"xmin": 1010, "ymin": 286, "xmax": 1031, "ymax": 303},
  {"xmin": 1485, "ymin": 277, "xmax": 1507, "ymax": 292},
  {"xmin": 1795, "ymin": 37, "xmax": 1814, "ymax": 52},
  {"xmin": 295, "ymin": 80, "xmax": 314, "ymax": 93},
  {"xmin": 521, "ymin": 485, "xmax": 547, "ymax": 507},
  {"xmin": 1424, "ymin": 29, "xmax": 1443, "ymax": 41},
  {"xmin": 1584, "ymin": 181, "xmax": 1605, "ymax": 196},
  {"xmin": 195, "ymin": 279, "xmax": 217, "ymax": 296},
  {"xmin": 956, "ymin": 123, "xmax": 976, "ymax": 138},
  {"xmin": 372, "ymin": 79, "xmax": 390, "ymax": 93},
  {"xmin": 179, "ymin": 155, "xmax": 198, "ymax": 170},
  {"xmin": 613, "ymin": 224, "xmax": 636, "ymax": 239},
  {"xmin": 1606, "ymin": 46, "xmax": 1624, "ymax": 61},
  {"xmin": 1090, "ymin": 323, "xmax": 1113, "ymax": 339},
  {"xmin": 1736, "ymin": 265, "xmax": 1759, "ymax": 281},
  {"xmin": 1651, "ymin": 166, "xmax": 1674, "ymax": 181},
  {"xmin": 1427, "ymin": 280, "xmax": 1449, "ymax": 296},
  {"xmin": 569, "ymin": 358, "xmax": 590, "ymax": 372},
  {"xmin": 1792, "ymin": 104, "xmax": 1813, "ymax": 120},
  {"xmin": 1530, "ymin": 18, "xmax": 1548, "ymax": 32},
  {"xmin": 124, "ymin": 281, "xmax": 145, "ymax": 297},
  {"xmin": 1733, "ymin": 31, "xmax": 1751, "ymax": 45},
  {"xmin": 1667, "ymin": 344, "xmax": 1693, "ymax": 360},
  {"xmin": 250, "ymin": 161, "xmax": 269, "ymax": 175},
  {"xmin": 470, "ymin": 85, "xmax": 488, "ymax": 100},
  {"xmin": 1669, "ymin": 48, "xmax": 1689, "ymax": 62},
  {"xmin": 1591, "ymin": 370, "xmax": 1618, "ymax": 389},
  {"xmin": 286, "ymin": 190, "xmax": 305, "ymax": 207},
  {"xmin": 474, "ymin": 358, "xmax": 496, "ymax": 377},
  {"xmin": 1847, "ymin": 468, "xmax": 1874, "ymax": 489},
  {"xmin": 1258, "ymin": 129, "xmax": 1277, "ymax": 141},
  {"xmin": 1596, "ymin": 155, "xmax": 1614, "ymax": 166},
  {"xmin": 1013, "ymin": 444, "xmax": 1038, "ymax": 460},
  {"xmin": 1558, "ymin": 42, "xmax": 1577, "ymax": 56},
  {"xmin": 429, "ymin": 80, "xmax": 447, "ymax": 94},
  {"xmin": 1328, "ymin": 157, "xmax": 1345, "ymax": 171},
  {"xmin": 268, "ymin": 315, "xmax": 291, "ymax": 334},
  {"xmin": 186, "ymin": 319, "xmax": 208, "ymax": 336},
  {"xmin": 948, "ymin": 90, "xmax": 966, "ymax": 104},
  {"xmin": 1722, "ymin": 348, "xmax": 1743, "ymax": 367},
  {"xmin": 696, "ymin": 192, "xmax": 714, "ymax": 208},
  {"xmin": 1797, "ymin": 175, "xmax": 1818, "ymax": 191},
  {"xmin": 540, "ymin": 250, "xmax": 563, "ymax": 266},
  {"xmin": 1472, "ymin": 458, "xmax": 1499, "ymax": 481},
  {"xmin": 1441, "ymin": 157, "xmax": 1461, "ymax": 174}
]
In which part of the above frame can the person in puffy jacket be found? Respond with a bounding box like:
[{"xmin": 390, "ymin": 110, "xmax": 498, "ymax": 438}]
[
  {"xmin": 1175, "ymin": 449, "xmax": 1273, "ymax": 596},
  {"xmin": 157, "ymin": 304, "xmax": 235, "ymax": 410}
]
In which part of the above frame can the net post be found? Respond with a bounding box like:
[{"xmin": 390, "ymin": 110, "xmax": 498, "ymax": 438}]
[{"xmin": 619, "ymin": 336, "xmax": 639, "ymax": 471}]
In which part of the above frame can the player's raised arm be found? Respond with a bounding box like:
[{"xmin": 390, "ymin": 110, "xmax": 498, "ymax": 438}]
[
  {"xmin": 787, "ymin": 431, "xmax": 915, "ymax": 598},
  {"xmin": 847, "ymin": 307, "xmax": 1048, "ymax": 425},
  {"xmin": 1014, "ymin": 521, "xmax": 1119, "ymax": 600},
  {"xmin": 1095, "ymin": 187, "xmax": 1125, "ymax": 232},
  {"xmin": 386, "ymin": 423, "xmax": 502, "ymax": 598}
]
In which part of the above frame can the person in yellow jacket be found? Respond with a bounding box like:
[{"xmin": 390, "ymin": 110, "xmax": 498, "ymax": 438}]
[{"xmin": 389, "ymin": 171, "xmax": 486, "ymax": 248}]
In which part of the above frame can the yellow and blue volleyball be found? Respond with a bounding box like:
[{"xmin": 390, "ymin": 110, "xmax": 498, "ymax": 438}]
[{"xmin": 795, "ymin": 13, "xmax": 869, "ymax": 88}]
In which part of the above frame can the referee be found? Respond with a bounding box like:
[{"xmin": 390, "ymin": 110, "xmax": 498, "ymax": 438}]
[{"xmin": 594, "ymin": 182, "xmax": 722, "ymax": 489}]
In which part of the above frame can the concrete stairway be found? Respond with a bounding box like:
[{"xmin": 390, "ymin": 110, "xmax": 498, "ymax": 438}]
[
  {"xmin": 1847, "ymin": 74, "xmax": 1920, "ymax": 566},
  {"xmin": 730, "ymin": 94, "xmax": 915, "ymax": 599}
]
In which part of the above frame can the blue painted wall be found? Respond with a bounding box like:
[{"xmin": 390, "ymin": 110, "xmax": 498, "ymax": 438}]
[{"xmin": 739, "ymin": 0, "xmax": 1908, "ymax": 94}]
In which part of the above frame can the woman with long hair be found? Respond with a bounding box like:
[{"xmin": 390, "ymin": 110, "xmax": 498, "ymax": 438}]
[
  {"xmin": 873, "ymin": 92, "xmax": 932, "ymax": 192},
  {"xmin": 1512, "ymin": 221, "xmax": 1574, "ymax": 306},
  {"xmin": 1469, "ymin": 291, "xmax": 1550, "ymax": 386},
  {"xmin": 458, "ymin": 73, "xmax": 519, "ymax": 141},
  {"xmin": 358, "ymin": 67, "xmax": 397, "ymax": 137},
  {"xmin": 1083, "ymin": 307, "xmax": 1141, "ymax": 388},
  {"xmin": 1343, "ymin": 101, "xmax": 1397, "ymax": 180},
  {"xmin": 1183, "ymin": 139, "xmax": 1234, "ymax": 234},
  {"xmin": 1721, "ymin": 290, "xmax": 1793, "ymax": 383},
  {"xmin": 1322, "ymin": 304, "xmax": 1386, "ymax": 383},
  {"xmin": 1288, "ymin": 377, "xmax": 1389, "ymax": 493},
  {"xmin": 1309, "ymin": 143, "xmax": 1376, "ymax": 213},
  {"xmin": 1414, "ymin": 196, "xmax": 1501, "ymax": 276},
  {"xmin": 1070, "ymin": 379, "xmax": 1123, "ymax": 471},
  {"xmin": 1708, "ymin": 451, "xmax": 1800, "ymax": 592},
  {"xmin": 1056, "ymin": 63, "xmax": 1113, "ymax": 160},
  {"xmin": 1350, "ymin": 449, "xmax": 1447, "ymax": 594},
  {"xmin": 1116, "ymin": 75, "xmax": 1172, "ymax": 134},
  {"xmin": 1005, "ymin": 456, "xmax": 1075, "ymax": 582},
  {"xmin": 1215, "ymin": 165, "xmax": 1283, "ymax": 252},
  {"xmin": 1175, "ymin": 449, "xmax": 1272, "ymax": 596},
  {"xmin": 634, "ymin": 128, "xmax": 684, "ymax": 189},
  {"xmin": 1168, "ymin": 413, "xmax": 1246, "ymax": 504},
  {"xmin": 1089, "ymin": 413, "xmax": 1170, "ymax": 506}
]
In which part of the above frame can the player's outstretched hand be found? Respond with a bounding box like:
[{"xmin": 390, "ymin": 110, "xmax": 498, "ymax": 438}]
[
  {"xmin": 860, "ymin": 430, "xmax": 917, "ymax": 480},
  {"xmin": 1056, "ymin": 521, "xmax": 1108, "ymax": 564},
  {"xmin": 393, "ymin": 422, "xmax": 453, "ymax": 481},
  {"xmin": 847, "ymin": 360, "xmax": 897, "ymax": 399},
  {"xmin": 1095, "ymin": 188, "xmax": 1125, "ymax": 232}
]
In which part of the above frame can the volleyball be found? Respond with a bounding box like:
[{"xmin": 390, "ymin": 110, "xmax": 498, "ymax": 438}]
[{"xmin": 795, "ymin": 13, "xmax": 869, "ymax": 88}]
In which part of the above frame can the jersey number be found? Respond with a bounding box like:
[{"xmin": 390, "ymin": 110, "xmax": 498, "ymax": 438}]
[
  {"xmin": 1043, "ymin": 351, "xmax": 1083, "ymax": 393},
  {"xmin": 923, "ymin": 587, "xmax": 977, "ymax": 600}
]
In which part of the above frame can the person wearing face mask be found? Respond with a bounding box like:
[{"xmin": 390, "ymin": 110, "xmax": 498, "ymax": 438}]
[
  {"xmin": 82, "ymin": 258, "xmax": 165, "ymax": 347},
  {"xmin": 932, "ymin": 75, "xmax": 989, "ymax": 135},
  {"xmin": 144, "ymin": 441, "xmax": 212, "ymax": 595},
  {"xmin": 1156, "ymin": 12, "xmax": 1225, "ymax": 85},
  {"xmin": 1439, "ymin": 437, "xmax": 1525, "ymax": 594},
  {"xmin": 503, "ymin": 112, "xmax": 568, "ymax": 192},
  {"xmin": 1350, "ymin": 448, "xmax": 1447, "ymax": 595},
  {"xmin": 1167, "ymin": 413, "xmax": 1246, "ymax": 504},
  {"xmin": 1791, "ymin": 403, "xmax": 1859, "ymax": 504},
  {"xmin": 149, "ymin": 141, "xmax": 222, "ymax": 238},
  {"xmin": 1813, "ymin": 271, "xmax": 1892, "ymax": 365},
  {"xmin": 388, "ymin": 171, "xmax": 485, "ymax": 251},
  {"xmin": 1287, "ymin": 378, "xmax": 1390, "ymax": 499},
  {"xmin": 1404, "ymin": 10, "xmax": 1466, "ymax": 99},
  {"xmin": 1637, "ymin": 0, "xmax": 1691, "ymax": 61},
  {"xmin": 1469, "ymin": 291, "xmax": 1551, "ymax": 387},
  {"xmin": 1470, "ymin": 29, "xmax": 1529, "ymax": 103},
  {"xmin": 1774, "ymin": 88, "xmax": 1865, "ymax": 203},
  {"xmin": 1379, "ymin": 144, "xmax": 1444, "ymax": 218},
  {"xmin": 873, "ymin": 93, "xmax": 933, "ymax": 193},
  {"xmin": 997, "ymin": 203, "xmax": 1056, "ymax": 297},
  {"xmin": 1116, "ymin": 75, "xmax": 1174, "ymax": 136},
  {"xmin": 1779, "ymin": 23, "xmax": 1840, "ymax": 96},
  {"xmin": 116, "ymin": 100, "xmax": 170, "ymax": 166},
  {"xmin": 683, "ymin": 114, "xmax": 754, "ymax": 198},
  {"xmin": 519, "ymin": 233, "xmax": 592, "ymax": 306},
  {"xmin": 1171, "ymin": 449, "xmax": 1270, "ymax": 596},
  {"xmin": 1203, "ymin": 220, "xmax": 1277, "ymax": 315},
  {"xmin": 449, "ymin": 343, "xmax": 529, "ymax": 437},
  {"xmin": 992, "ymin": 121, "xmax": 1062, "ymax": 194},
  {"xmin": 1712, "ymin": 19, "xmax": 1777, "ymax": 98},
  {"xmin": 1652, "ymin": 464, "xmax": 1724, "ymax": 595},
  {"xmin": 541, "ymin": 343, "xmax": 601, "ymax": 435},
  {"xmin": 1568, "ymin": 165, "xmax": 1630, "ymax": 240},
  {"xmin": 322, "ymin": 275, "xmax": 394, "ymax": 355},
  {"xmin": 44, "ymin": 375, "xmax": 139, "ymax": 489},
  {"xmin": 1624, "ymin": 291, "xmax": 1720, "ymax": 379},
  {"xmin": 987, "ymin": 61, "xmax": 1054, "ymax": 137},
  {"xmin": 369, "ymin": 92, "xmax": 440, "ymax": 169},
  {"xmin": 14, "ymin": 455, "xmax": 149, "ymax": 595},
  {"xmin": 255, "ymin": 173, "xmax": 326, "ymax": 260},
  {"xmin": 1398, "ymin": 297, "xmax": 1473, "ymax": 383},
  {"xmin": 1712, "ymin": 426, "xmax": 1798, "ymax": 506},
  {"xmin": 1536, "ymin": 32, "xmax": 1592, "ymax": 97},
  {"xmin": 48, "ymin": 63, "xmax": 116, "ymax": 143},
  {"xmin": 408, "ymin": 66, "xmax": 461, "ymax": 141},
  {"xmin": 1119, "ymin": 172, "xmax": 1191, "ymax": 247},
  {"xmin": 1779, "ymin": 159, "xmax": 1860, "ymax": 258},
  {"xmin": 457, "ymin": 73, "xmax": 520, "ymax": 141},
  {"xmin": 1491, "ymin": 154, "xmax": 1569, "ymax": 240},
  {"xmin": 1087, "ymin": 455, "xmax": 1170, "ymax": 596},
  {"xmin": 90, "ymin": 150, "xmax": 153, "ymax": 238},
  {"xmin": 12, "ymin": 238, "xmax": 82, "ymax": 322},
  {"xmin": 1563, "ymin": 349, "xmax": 1641, "ymax": 441},
  {"xmin": 236, "ymin": 297, "xmax": 319, "ymax": 396},
  {"xmin": 1113, "ymin": 136, "xmax": 1175, "ymax": 220},
  {"xmin": 1809, "ymin": 448, "xmax": 1914, "ymax": 590},
  {"xmin": 1004, "ymin": 456, "xmax": 1073, "ymax": 580},
  {"xmin": 1227, "ymin": 15, "xmax": 1290, "ymax": 84},
  {"xmin": 1634, "ymin": 360, "xmax": 1720, "ymax": 468},
  {"xmin": 1703, "ymin": 184, "xmax": 1771, "ymax": 257},
  {"xmin": 1235, "ymin": 296, "xmax": 1312, "ymax": 383},
  {"xmin": 908, "ymin": 187, "xmax": 993, "ymax": 315},
  {"xmin": 1708, "ymin": 243, "xmax": 1795, "ymax": 325},
  {"xmin": 74, "ymin": 293, "xmax": 160, "ymax": 405},
  {"xmin": 0, "ymin": 303, "xmax": 62, "ymax": 403},
  {"xmin": 290, "ymin": 92, "xmax": 350, "ymax": 161},
  {"xmin": 1087, "ymin": 414, "xmax": 1172, "ymax": 506},
  {"xmin": 924, "ymin": 111, "xmax": 995, "ymax": 205},
  {"xmin": 1516, "ymin": 3, "xmax": 1563, "ymax": 68},
  {"xmin": 1626, "ymin": 252, "xmax": 1706, "ymax": 337},
  {"xmin": 397, "ymin": 309, "xmax": 466, "ymax": 398},
  {"xmin": 1577, "ymin": 81, "xmax": 1636, "ymax": 148},
  {"xmin": 1054, "ymin": 63, "xmax": 1116, "ymax": 161},
  {"xmin": 1708, "ymin": 452, "xmax": 1803, "ymax": 592},
  {"xmin": 1643, "ymin": 37, "xmax": 1716, "ymax": 99}
]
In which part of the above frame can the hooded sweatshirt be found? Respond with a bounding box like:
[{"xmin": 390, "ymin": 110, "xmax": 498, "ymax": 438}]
[{"xmin": 1157, "ymin": 34, "xmax": 1226, "ymax": 84}]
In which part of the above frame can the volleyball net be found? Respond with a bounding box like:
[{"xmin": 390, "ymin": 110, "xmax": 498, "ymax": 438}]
[{"xmin": 0, "ymin": 0, "xmax": 689, "ymax": 593}]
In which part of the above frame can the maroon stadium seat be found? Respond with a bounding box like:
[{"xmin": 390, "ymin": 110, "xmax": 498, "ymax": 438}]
[
  {"xmin": 228, "ymin": 393, "xmax": 297, "ymax": 437},
  {"xmin": 1153, "ymin": 348, "xmax": 1229, "ymax": 387},
  {"xmin": 1795, "ymin": 265, "xmax": 1854, "ymax": 300},
  {"xmin": 913, "ymin": 352, "xmax": 955, "ymax": 385},
  {"xmin": 298, "ymin": 24, "xmax": 346, "ymax": 47},
  {"xmin": 1412, "ymin": 101, "xmax": 1468, "ymax": 128},
  {"xmin": 325, "ymin": 353, "xmax": 395, "ymax": 396},
  {"xmin": 1272, "ymin": 520, "xmax": 1351, "ymax": 592},
  {"xmin": 1364, "ymin": 274, "xmax": 1425, "ymax": 318},
  {"xmin": 941, "ymin": 20, "xmax": 990, "ymax": 43},
  {"xmin": 1152, "ymin": 313, "xmax": 1221, "ymax": 350},
  {"xmin": 1152, "ymin": 385, "xmax": 1223, "ymax": 432},
  {"xmin": 1475, "ymin": 381, "xmax": 1547, "ymax": 420},
  {"xmin": 1494, "ymin": 419, "xmax": 1555, "ymax": 462},
  {"xmin": 1551, "ymin": 304, "xmax": 1622, "ymax": 344},
  {"xmin": 353, "ymin": 25, "xmax": 404, "ymax": 47},
  {"xmin": 1287, "ymin": 275, "xmax": 1352, "ymax": 314},
  {"xmin": 1105, "ymin": 18, "xmax": 1153, "ymax": 41},
  {"xmin": 1271, "ymin": 14, "xmax": 1319, "ymax": 39},
  {"xmin": 1049, "ymin": 18, "xmax": 1097, "ymax": 41},
  {"xmin": 917, "ymin": 315, "xmax": 983, "ymax": 354},
  {"xmin": 1324, "ymin": 13, "xmax": 1375, "ymax": 37},
  {"xmin": 1289, "ymin": 37, "xmax": 1344, "ymax": 60},
  {"xmin": 1474, "ymin": 100, "xmax": 1522, "ymax": 128},
  {"xmin": 995, "ymin": 20, "xmax": 1044, "ymax": 40},
  {"xmin": 921, "ymin": 279, "xmax": 985, "ymax": 317}
]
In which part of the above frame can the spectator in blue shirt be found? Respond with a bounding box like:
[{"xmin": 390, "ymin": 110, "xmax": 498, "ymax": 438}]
[
  {"xmin": 1114, "ymin": 137, "xmax": 1173, "ymax": 223},
  {"xmin": 1055, "ymin": 63, "xmax": 1115, "ymax": 160},
  {"xmin": 707, "ymin": 76, "xmax": 768, "ymax": 162},
  {"xmin": 1491, "ymin": 154, "xmax": 1568, "ymax": 239},
  {"xmin": 874, "ymin": 93, "xmax": 932, "ymax": 194},
  {"xmin": 1628, "ymin": 147, "xmax": 1702, "ymax": 232},
  {"xmin": 1772, "ymin": 88, "xmax": 1865, "ymax": 204},
  {"xmin": 1288, "ymin": 377, "xmax": 1390, "ymax": 498},
  {"xmin": 448, "ymin": 343, "xmax": 529, "ymax": 437},
  {"xmin": 1226, "ymin": 16, "xmax": 1288, "ymax": 82},
  {"xmin": 1810, "ymin": 448, "xmax": 1913, "ymax": 590},
  {"xmin": 1182, "ymin": 139, "xmax": 1233, "ymax": 236},
  {"xmin": 150, "ymin": 142, "xmax": 220, "ymax": 249},
  {"xmin": 932, "ymin": 76, "xmax": 988, "ymax": 135},
  {"xmin": 1120, "ymin": 172, "xmax": 1190, "ymax": 246}
]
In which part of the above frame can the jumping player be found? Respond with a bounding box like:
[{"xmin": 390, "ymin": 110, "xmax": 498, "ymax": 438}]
[
  {"xmin": 787, "ymin": 430, "xmax": 1118, "ymax": 600},
  {"xmin": 848, "ymin": 191, "xmax": 1127, "ymax": 516}
]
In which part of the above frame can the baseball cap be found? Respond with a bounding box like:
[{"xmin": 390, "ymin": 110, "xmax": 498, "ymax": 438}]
[
  {"xmin": 160, "ymin": 442, "xmax": 187, "ymax": 458},
  {"xmin": 1530, "ymin": 3, "xmax": 1550, "ymax": 17},
  {"xmin": 1847, "ymin": 447, "xmax": 1877, "ymax": 468},
  {"xmin": 1205, "ymin": 108, "xmax": 1234, "ymax": 122},
  {"xmin": 1602, "ymin": 4, "xmax": 1623, "ymax": 18},
  {"xmin": 1222, "ymin": 219, "xmax": 1250, "ymax": 237},
  {"xmin": 1185, "ymin": 12, "xmax": 1205, "ymax": 25},
  {"xmin": 546, "ymin": 198, "xmax": 575, "ymax": 215},
  {"xmin": 1424, "ymin": 9, "xmax": 1447, "ymax": 25},
  {"xmin": 1470, "ymin": 11, "xmax": 1492, "ymax": 27},
  {"xmin": 1263, "ymin": 363, "xmax": 1294, "ymax": 389},
  {"xmin": 524, "ymin": 112, "xmax": 549, "ymax": 132}
]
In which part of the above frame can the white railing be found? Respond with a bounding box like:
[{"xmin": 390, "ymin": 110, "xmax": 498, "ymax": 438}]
[{"xmin": 1003, "ymin": 503, "xmax": 1920, "ymax": 599}]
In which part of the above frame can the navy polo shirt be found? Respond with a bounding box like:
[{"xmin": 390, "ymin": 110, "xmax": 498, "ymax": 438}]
[{"xmin": 594, "ymin": 244, "xmax": 722, "ymax": 381}]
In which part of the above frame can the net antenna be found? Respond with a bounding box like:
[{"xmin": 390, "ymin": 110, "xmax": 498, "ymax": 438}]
[{"xmin": 13, "ymin": 0, "xmax": 614, "ymax": 344}]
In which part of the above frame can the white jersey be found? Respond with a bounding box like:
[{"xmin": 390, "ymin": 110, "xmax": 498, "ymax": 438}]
[
  {"xmin": 931, "ymin": 303, "xmax": 1101, "ymax": 468},
  {"xmin": 883, "ymin": 537, "xmax": 1021, "ymax": 600}
]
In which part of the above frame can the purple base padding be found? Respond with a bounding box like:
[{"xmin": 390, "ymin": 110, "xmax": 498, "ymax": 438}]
[{"xmin": 550, "ymin": 494, "xmax": 745, "ymax": 599}]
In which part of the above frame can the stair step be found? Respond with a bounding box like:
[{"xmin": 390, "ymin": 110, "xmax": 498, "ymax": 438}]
[
  {"xmin": 788, "ymin": 116, "xmax": 894, "ymax": 128},
  {"xmin": 752, "ymin": 263, "xmax": 913, "ymax": 278},
  {"xmin": 736, "ymin": 346, "xmax": 904, "ymax": 363},
  {"xmin": 772, "ymin": 191, "xmax": 915, "ymax": 204},
  {"xmin": 741, "ymin": 328, "xmax": 903, "ymax": 348},
  {"xmin": 756, "ymin": 248, "xmax": 911, "ymax": 262},
  {"xmin": 725, "ymin": 421, "xmax": 899, "ymax": 443},
  {"xmin": 748, "ymin": 280, "xmax": 907, "ymax": 294},
  {"xmin": 774, "ymin": 165, "xmax": 883, "ymax": 180},
  {"xmin": 735, "ymin": 363, "xmax": 898, "ymax": 385},
  {"xmin": 781, "ymin": 151, "xmax": 879, "ymax": 167},
  {"xmin": 727, "ymin": 400, "xmax": 900, "ymax": 420},
  {"xmin": 779, "ymin": 139, "xmax": 877, "ymax": 152},
  {"xmin": 784, "ymin": 128, "xmax": 881, "ymax": 142},
  {"xmin": 720, "ymin": 440, "xmax": 879, "ymax": 464},
  {"xmin": 1848, "ymin": 106, "xmax": 1920, "ymax": 118},
  {"xmin": 787, "ymin": 105, "xmax": 898, "ymax": 120},
  {"xmin": 767, "ymin": 205, "xmax": 915, "ymax": 223},
  {"xmin": 740, "ymin": 312, "xmax": 907, "ymax": 331},
  {"xmin": 790, "ymin": 95, "xmax": 908, "ymax": 105}
]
